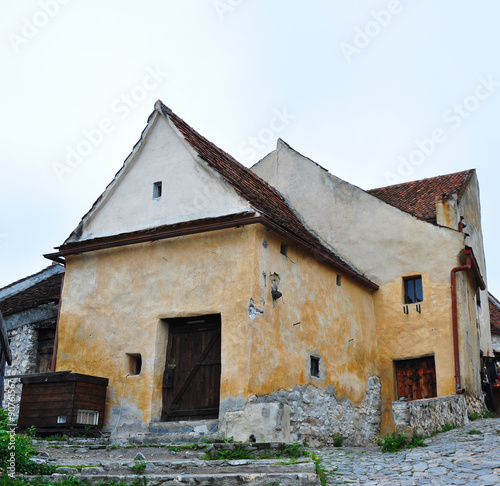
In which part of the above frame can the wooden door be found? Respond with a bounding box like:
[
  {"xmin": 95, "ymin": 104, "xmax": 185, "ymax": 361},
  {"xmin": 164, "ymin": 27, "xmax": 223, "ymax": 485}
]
[
  {"xmin": 162, "ymin": 315, "xmax": 221, "ymax": 421},
  {"xmin": 395, "ymin": 356, "xmax": 437, "ymax": 401}
]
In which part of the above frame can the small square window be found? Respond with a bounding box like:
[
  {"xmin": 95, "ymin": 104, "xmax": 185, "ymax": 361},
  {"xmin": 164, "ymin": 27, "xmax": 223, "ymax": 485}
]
[
  {"xmin": 310, "ymin": 356, "xmax": 320, "ymax": 378},
  {"xmin": 280, "ymin": 244, "xmax": 288, "ymax": 256},
  {"xmin": 336, "ymin": 275, "xmax": 342, "ymax": 287},
  {"xmin": 404, "ymin": 276, "xmax": 423, "ymax": 304},
  {"xmin": 127, "ymin": 353, "xmax": 142, "ymax": 375},
  {"xmin": 153, "ymin": 181, "xmax": 162, "ymax": 199}
]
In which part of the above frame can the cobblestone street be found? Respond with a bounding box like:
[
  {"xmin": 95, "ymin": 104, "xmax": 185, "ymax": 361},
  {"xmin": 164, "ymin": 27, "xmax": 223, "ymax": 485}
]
[{"xmin": 314, "ymin": 418, "xmax": 500, "ymax": 485}]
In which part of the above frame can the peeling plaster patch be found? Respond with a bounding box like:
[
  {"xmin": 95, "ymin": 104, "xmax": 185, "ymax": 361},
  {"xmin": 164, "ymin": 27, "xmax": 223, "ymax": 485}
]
[
  {"xmin": 248, "ymin": 298, "xmax": 264, "ymax": 320},
  {"xmin": 219, "ymin": 396, "xmax": 247, "ymax": 417}
]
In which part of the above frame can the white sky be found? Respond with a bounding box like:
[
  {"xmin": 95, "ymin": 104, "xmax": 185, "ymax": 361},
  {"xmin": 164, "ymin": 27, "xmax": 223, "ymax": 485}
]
[{"xmin": 1, "ymin": 1, "xmax": 499, "ymax": 297}]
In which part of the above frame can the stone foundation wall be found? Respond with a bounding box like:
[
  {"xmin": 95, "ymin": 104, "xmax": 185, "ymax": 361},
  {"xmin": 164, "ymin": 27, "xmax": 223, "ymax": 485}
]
[
  {"xmin": 242, "ymin": 376, "xmax": 382, "ymax": 446},
  {"xmin": 392, "ymin": 395, "xmax": 469, "ymax": 437},
  {"xmin": 465, "ymin": 392, "xmax": 487, "ymax": 416},
  {"xmin": 4, "ymin": 325, "xmax": 39, "ymax": 418}
]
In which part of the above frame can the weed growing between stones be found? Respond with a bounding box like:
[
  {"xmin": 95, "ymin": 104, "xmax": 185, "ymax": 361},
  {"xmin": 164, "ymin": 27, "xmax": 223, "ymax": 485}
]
[
  {"xmin": 311, "ymin": 454, "xmax": 327, "ymax": 486},
  {"xmin": 0, "ymin": 409, "xmax": 56, "ymax": 476},
  {"xmin": 330, "ymin": 432, "xmax": 344, "ymax": 447},
  {"xmin": 467, "ymin": 429, "xmax": 483, "ymax": 435},
  {"xmin": 203, "ymin": 444, "xmax": 254, "ymax": 460},
  {"xmin": 131, "ymin": 459, "xmax": 147, "ymax": 475},
  {"xmin": 469, "ymin": 411, "xmax": 494, "ymax": 421},
  {"xmin": 377, "ymin": 432, "xmax": 427, "ymax": 453}
]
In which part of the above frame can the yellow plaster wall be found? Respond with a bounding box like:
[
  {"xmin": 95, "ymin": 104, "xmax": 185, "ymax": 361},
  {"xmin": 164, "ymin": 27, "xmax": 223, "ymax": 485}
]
[
  {"xmin": 246, "ymin": 227, "xmax": 378, "ymax": 404},
  {"xmin": 57, "ymin": 226, "xmax": 257, "ymax": 431},
  {"xmin": 56, "ymin": 223, "xmax": 379, "ymax": 433},
  {"xmin": 374, "ymin": 248, "xmax": 486, "ymax": 436}
]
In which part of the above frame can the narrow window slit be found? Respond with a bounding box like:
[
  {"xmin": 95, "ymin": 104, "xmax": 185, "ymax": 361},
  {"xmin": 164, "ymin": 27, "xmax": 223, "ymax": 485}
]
[
  {"xmin": 153, "ymin": 181, "xmax": 162, "ymax": 199},
  {"xmin": 310, "ymin": 356, "xmax": 320, "ymax": 378}
]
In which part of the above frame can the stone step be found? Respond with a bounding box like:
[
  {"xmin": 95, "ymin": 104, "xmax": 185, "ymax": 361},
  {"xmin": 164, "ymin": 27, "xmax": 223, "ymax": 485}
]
[
  {"xmin": 140, "ymin": 419, "xmax": 220, "ymax": 444},
  {"xmin": 49, "ymin": 471, "xmax": 320, "ymax": 485},
  {"xmin": 53, "ymin": 458, "xmax": 316, "ymax": 475}
]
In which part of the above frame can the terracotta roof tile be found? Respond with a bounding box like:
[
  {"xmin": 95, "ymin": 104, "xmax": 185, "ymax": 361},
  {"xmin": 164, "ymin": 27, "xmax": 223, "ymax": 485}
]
[
  {"xmin": 490, "ymin": 293, "xmax": 500, "ymax": 335},
  {"xmin": 366, "ymin": 170, "xmax": 474, "ymax": 223},
  {"xmin": 0, "ymin": 273, "xmax": 63, "ymax": 317}
]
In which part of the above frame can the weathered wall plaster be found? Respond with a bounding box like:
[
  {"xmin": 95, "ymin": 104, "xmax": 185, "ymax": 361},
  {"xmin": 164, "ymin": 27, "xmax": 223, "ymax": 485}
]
[
  {"xmin": 252, "ymin": 142, "xmax": 487, "ymax": 435},
  {"xmin": 57, "ymin": 223, "xmax": 381, "ymax": 443},
  {"xmin": 57, "ymin": 226, "xmax": 257, "ymax": 436},
  {"xmin": 69, "ymin": 114, "xmax": 252, "ymax": 243}
]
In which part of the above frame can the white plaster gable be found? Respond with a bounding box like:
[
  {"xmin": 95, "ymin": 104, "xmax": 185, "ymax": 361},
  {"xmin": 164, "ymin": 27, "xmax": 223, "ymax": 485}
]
[
  {"xmin": 67, "ymin": 112, "xmax": 253, "ymax": 243},
  {"xmin": 252, "ymin": 140, "xmax": 464, "ymax": 285}
]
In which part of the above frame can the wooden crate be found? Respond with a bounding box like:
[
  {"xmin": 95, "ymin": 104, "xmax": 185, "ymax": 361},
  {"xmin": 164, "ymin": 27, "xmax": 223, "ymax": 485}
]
[{"xmin": 18, "ymin": 371, "xmax": 108, "ymax": 435}]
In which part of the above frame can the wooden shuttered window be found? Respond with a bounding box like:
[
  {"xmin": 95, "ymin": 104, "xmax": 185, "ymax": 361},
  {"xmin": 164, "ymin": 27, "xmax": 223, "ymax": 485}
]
[{"xmin": 395, "ymin": 356, "xmax": 437, "ymax": 401}]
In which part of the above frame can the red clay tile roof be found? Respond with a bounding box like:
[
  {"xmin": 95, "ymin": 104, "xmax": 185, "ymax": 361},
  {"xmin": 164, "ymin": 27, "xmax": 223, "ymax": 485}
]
[
  {"xmin": 490, "ymin": 293, "xmax": 500, "ymax": 335},
  {"xmin": 366, "ymin": 170, "xmax": 474, "ymax": 223},
  {"xmin": 0, "ymin": 272, "xmax": 63, "ymax": 317}
]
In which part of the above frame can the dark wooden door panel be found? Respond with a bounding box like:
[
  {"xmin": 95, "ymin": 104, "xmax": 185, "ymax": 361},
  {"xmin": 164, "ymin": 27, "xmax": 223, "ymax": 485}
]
[
  {"xmin": 162, "ymin": 315, "xmax": 221, "ymax": 421},
  {"xmin": 395, "ymin": 356, "xmax": 436, "ymax": 401}
]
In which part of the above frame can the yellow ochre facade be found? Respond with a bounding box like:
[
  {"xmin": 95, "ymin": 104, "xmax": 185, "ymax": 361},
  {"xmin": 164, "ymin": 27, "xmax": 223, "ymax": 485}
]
[{"xmin": 48, "ymin": 102, "xmax": 492, "ymax": 445}]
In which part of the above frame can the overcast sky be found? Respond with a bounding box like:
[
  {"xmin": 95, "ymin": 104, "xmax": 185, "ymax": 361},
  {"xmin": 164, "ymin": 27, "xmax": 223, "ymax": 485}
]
[{"xmin": 1, "ymin": 1, "xmax": 499, "ymax": 297}]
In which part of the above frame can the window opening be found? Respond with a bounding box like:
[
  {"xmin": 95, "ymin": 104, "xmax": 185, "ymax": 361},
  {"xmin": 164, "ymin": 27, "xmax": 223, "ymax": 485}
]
[
  {"xmin": 404, "ymin": 276, "xmax": 423, "ymax": 304},
  {"xmin": 336, "ymin": 275, "xmax": 342, "ymax": 287},
  {"xmin": 280, "ymin": 244, "xmax": 288, "ymax": 256},
  {"xmin": 310, "ymin": 356, "xmax": 320, "ymax": 378},
  {"xmin": 153, "ymin": 181, "xmax": 162, "ymax": 199},
  {"xmin": 127, "ymin": 353, "xmax": 142, "ymax": 375}
]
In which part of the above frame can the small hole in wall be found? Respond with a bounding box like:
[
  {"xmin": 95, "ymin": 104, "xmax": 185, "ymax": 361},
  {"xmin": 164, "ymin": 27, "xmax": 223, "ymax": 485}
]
[
  {"xmin": 310, "ymin": 356, "xmax": 320, "ymax": 378},
  {"xmin": 280, "ymin": 244, "xmax": 288, "ymax": 256},
  {"xmin": 153, "ymin": 181, "xmax": 162, "ymax": 199},
  {"xmin": 127, "ymin": 353, "xmax": 142, "ymax": 375},
  {"xmin": 336, "ymin": 275, "xmax": 342, "ymax": 287}
]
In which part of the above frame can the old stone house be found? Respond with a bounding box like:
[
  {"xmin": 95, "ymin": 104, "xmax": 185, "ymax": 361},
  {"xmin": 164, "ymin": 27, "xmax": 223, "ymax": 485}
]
[
  {"xmin": 0, "ymin": 264, "xmax": 64, "ymax": 416},
  {"xmin": 42, "ymin": 101, "xmax": 492, "ymax": 444}
]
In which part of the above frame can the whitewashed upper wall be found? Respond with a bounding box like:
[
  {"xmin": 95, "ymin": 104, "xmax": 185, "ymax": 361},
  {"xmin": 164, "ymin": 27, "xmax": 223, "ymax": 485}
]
[
  {"xmin": 68, "ymin": 114, "xmax": 252, "ymax": 243},
  {"xmin": 252, "ymin": 141, "xmax": 465, "ymax": 286}
]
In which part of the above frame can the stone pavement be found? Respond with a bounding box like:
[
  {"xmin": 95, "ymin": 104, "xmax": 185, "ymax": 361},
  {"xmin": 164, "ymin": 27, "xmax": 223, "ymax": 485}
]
[{"xmin": 313, "ymin": 418, "xmax": 500, "ymax": 485}]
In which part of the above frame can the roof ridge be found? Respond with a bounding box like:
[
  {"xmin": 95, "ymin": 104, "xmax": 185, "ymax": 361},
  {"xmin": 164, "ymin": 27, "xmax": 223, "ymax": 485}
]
[
  {"xmin": 367, "ymin": 169, "xmax": 472, "ymax": 193},
  {"xmin": 0, "ymin": 264, "xmax": 64, "ymax": 297}
]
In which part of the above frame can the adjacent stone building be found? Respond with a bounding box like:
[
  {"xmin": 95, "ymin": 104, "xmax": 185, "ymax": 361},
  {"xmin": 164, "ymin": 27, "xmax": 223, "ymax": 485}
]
[
  {"xmin": 0, "ymin": 264, "xmax": 64, "ymax": 417},
  {"xmin": 40, "ymin": 101, "xmax": 493, "ymax": 444}
]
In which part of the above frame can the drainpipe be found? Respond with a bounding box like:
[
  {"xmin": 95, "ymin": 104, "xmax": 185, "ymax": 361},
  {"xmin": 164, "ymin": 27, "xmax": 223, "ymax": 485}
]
[{"xmin": 450, "ymin": 249, "xmax": 473, "ymax": 394}]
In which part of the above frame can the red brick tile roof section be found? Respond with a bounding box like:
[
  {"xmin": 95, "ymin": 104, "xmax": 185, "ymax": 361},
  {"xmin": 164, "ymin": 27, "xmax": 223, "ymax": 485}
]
[
  {"xmin": 490, "ymin": 293, "xmax": 500, "ymax": 335},
  {"xmin": 366, "ymin": 170, "xmax": 474, "ymax": 223},
  {"xmin": 0, "ymin": 273, "xmax": 63, "ymax": 317},
  {"xmin": 157, "ymin": 102, "xmax": 373, "ymax": 286}
]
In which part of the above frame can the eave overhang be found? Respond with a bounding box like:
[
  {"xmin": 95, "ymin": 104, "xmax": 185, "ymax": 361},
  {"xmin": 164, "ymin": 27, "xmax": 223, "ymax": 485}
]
[{"xmin": 44, "ymin": 214, "xmax": 379, "ymax": 291}]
